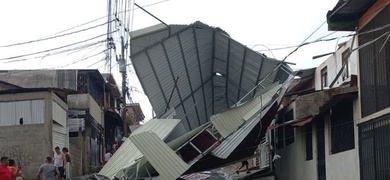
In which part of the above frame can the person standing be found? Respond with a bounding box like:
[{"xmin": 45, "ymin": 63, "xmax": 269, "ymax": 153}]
[
  {"xmin": 112, "ymin": 141, "xmax": 118, "ymax": 154},
  {"xmin": 7, "ymin": 159, "xmax": 21, "ymax": 180},
  {"xmin": 0, "ymin": 156, "xmax": 12, "ymax": 180},
  {"xmin": 37, "ymin": 157, "xmax": 60, "ymax": 180},
  {"xmin": 53, "ymin": 147, "xmax": 66, "ymax": 179},
  {"xmin": 236, "ymin": 160, "xmax": 250, "ymax": 174},
  {"xmin": 103, "ymin": 150, "xmax": 112, "ymax": 165},
  {"xmin": 62, "ymin": 147, "xmax": 72, "ymax": 179}
]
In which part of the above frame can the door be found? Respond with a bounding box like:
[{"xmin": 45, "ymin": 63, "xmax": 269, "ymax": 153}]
[{"xmin": 317, "ymin": 118, "xmax": 326, "ymax": 180}]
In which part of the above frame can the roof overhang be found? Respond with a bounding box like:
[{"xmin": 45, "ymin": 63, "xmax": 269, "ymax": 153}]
[{"xmin": 327, "ymin": 0, "xmax": 377, "ymax": 31}]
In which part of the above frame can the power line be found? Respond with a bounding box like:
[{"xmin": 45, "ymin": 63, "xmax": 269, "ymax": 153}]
[
  {"xmin": 2, "ymin": 41, "xmax": 105, "ymax": 64},
  {"xmin": 47, "ymin": 49, "xmax": 109, "ymax": 69},
  {"xmin": 0, "ymin": 20, "xmax": 115, "ymax": 48},
  {"xmin": 282, "ymin": 21, "xmax": 326, "ymax": 61},
  {"xmin": 0, "ymin": 30, "xmax": 117, "ymax": 61}
]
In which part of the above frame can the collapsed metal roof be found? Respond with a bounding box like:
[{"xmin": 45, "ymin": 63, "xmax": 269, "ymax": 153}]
[
  {"xmin": 97, "ymin": 21, "xmax": 295, "ymax": 179},
  {"xmin": 130, "ymin": 21, "xmax": 292, "ymax": 132},
  {"xmin": 99, "ymin": 119, "xmax": 181, "ymax": 179}
]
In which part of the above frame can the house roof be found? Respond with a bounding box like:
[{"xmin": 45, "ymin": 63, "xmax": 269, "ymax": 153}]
[
  {"xmin": 327, "ymin": 0, "xmax": 377, "ymax": 31},
  {"xmin": 130, "ymin": 21, "xmax": 292, "ymax": 132}
]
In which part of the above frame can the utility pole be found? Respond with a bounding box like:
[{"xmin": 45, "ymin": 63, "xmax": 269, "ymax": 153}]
[{"xmin": 119, "ymin": 36, "xmax": 128, "ymax": 137}]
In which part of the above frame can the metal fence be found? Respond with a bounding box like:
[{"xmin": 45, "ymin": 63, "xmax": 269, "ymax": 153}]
[{"xmin": 359, "ymin": 113, "xmax": 390, "ymax": 180}]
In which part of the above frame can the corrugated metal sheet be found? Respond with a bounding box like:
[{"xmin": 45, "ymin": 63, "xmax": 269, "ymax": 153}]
[
  {"xmin": 53, "ymin": 123, "xmax": 67, "ymax": 149},
  {"xmin": 211, "ymin": 98, "xmax": 277, "ymax": 159},
  {"xmin": 130, "ymin": 21, "xmax": 292, "ymax": 132},
  {"xmin": 69, "ymin": 118, "xmax": 85, "ymax": 132},
  {"xmin": 52, "ymin": 101, "xmax": 67, "ymax": 127},
  {"xmin": 0, "ymin": 100, "xmax": 45, "ymax": 126},
  {"xmin": 130, "ymin": 24, "xmax": 188, "ymax": 56},
  {"xmin": 210, "ymin": 83, "xmax": 281, "ymax": 138},
  {"xmin": 212, "ymin": 75, "xmax": 293, "ymax": 158},
  {"xmin": 167, "ymin": 124, "xmax": 207, "ymax": 150},
  {"xmin": 130, "ymin": 132, "xmax": 190, "ymax": 180},
  {"xmin": 98, "ymin": 119, "xmax": 180, "ymax": 179}
]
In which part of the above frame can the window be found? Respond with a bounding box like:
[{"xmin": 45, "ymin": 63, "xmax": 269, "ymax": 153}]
[
  {"xmin": 305, "ymin": 124, "xmax": 313, "ymax": 160},
  {"xmin": 321, "ymin": 67, "xmax": 328, "ymax": 89},
  {"xmin": 331, "ymin": 100, "xmax": 355, "ymax": 154},
  {"xmin": 276, "ymin": 124, "xmax": 284, "ymax": 149},
  {"xmin": 276, "ymin": 110, "xmax": 295, "ymax": 149},
  {"xmin": 285, "ymin": 110, "xmax": 295, "ymax": 146},
  {"xmin": 342, "ymin": 48, "xmax": 350, "ymax": 80}
]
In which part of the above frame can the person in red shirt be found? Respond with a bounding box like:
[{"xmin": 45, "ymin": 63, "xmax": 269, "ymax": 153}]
[
  {"xmin": 8, "ymin": 159, "xmax": 21, "ymax": 180},
  {"xmin": 0, "ymin": 156, "xmax": 12, "ymax": 180}
]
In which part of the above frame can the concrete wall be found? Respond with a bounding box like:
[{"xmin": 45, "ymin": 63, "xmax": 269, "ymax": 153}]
[
  {"xmin": 275, "ymin": 99, "xmax": 360, "ymax": 180},
  {"xmin": 315, "ymin": 37, "xmax": 358, "ymax": 90},
  {"xmin": 69, "ymin": 136, "xmax": 83, "ymax": 177},
  {"xmin": 323, "ymin": 99, "xmax": 360, "ymax": 180},
  {"xmin": 0, "ymin": 70, "xmax": 78, "ymax": 90},
  {"xmin": 0, "ymin": 124, "xmax": 51, "ymax": 180},
  {"xmin": 0, "ymin": 91, "xmax": 54, "ymax": 180},
  {"xmin": 275, "ymin": 127, "xmax": 317, "ymax": 180},
  {"xmin": 0, "ymin": 91, "xmax": 69, "ymax": 179},
  {"xmin": 68, "ymin": 94, "xmax": 103, "ymax": 126},
  {"xmin": 295, "ymin": 91, "xmax": 329, "ymax": 119},
  {"xmin": 68, "ymin": 94, "xmax": 90, "ymax": 109}
]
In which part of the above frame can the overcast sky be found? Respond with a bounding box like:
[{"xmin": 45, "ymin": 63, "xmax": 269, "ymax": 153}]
[{"xmin": 0, "ymin": 0, "xmax": 347, "ymax": 121}]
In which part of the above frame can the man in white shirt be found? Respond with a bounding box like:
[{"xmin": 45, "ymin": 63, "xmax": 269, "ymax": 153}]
[{"xmin": 53, "ymin": 147, "xmax": 65, "ymax": 179}]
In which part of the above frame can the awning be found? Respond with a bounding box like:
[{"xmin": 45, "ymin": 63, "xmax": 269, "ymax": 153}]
[{"xmin": 327, "ymin": 0, "xmax": 377, "ymax": 31}]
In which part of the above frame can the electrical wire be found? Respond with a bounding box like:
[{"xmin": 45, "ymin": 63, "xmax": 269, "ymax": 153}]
[
  {"xmin": 0, "ymin": 30, "xmax": 118, "ymax": 61},
  {"xmin": 2, "ymin": 41, "xmax": 105, "ymax": 64},
  {"xmin": 0, "ymin": 20, "xmax": 115, "ymax": 48},
  {"xmin": 45, "ymin": 49, "xmax": 108, "ymax": 69}
]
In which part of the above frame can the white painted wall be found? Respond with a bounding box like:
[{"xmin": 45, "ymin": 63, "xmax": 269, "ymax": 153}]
[
  {"xmin": 315, "ymin": 37, "xmax": 358, "ymax": 90},
  {"xmin": 275, "ymin": 127, "xmax": 317, "ymax": 180},
  {"xmin": 323, "ymin": 99, "xmax": 360, "ymax": 180},
  {"xmin": 276, "ymin": 100, "xmax": 360, "ymax": 180}
]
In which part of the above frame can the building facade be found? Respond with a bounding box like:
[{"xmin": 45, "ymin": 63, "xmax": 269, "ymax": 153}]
[
  {"xmin": 0, "ymin": 90, "xmax": 68, "ymax": 180},
  {"xmin": 328, "ymin": 0, "xmax": 390, "ymax": 179},
  {"xmin": 254, "ymin": 37, "xmax": 360, "ymax": 180},
  {"xmin": 0, "ymin": 70, "xmax": 128, "ymax": 177}
]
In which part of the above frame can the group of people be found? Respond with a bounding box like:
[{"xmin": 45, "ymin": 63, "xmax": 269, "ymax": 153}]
[
  {"xmin": 37, "ymin": 146, "xmax": 72, "ymax": 180},
  {"xmin": 0, "ymin": 146, "xmax": 72, "ymax": 180},
  {"xmin": 0, "ymin": 156, "xmax": 22, "ymax": 180}
]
